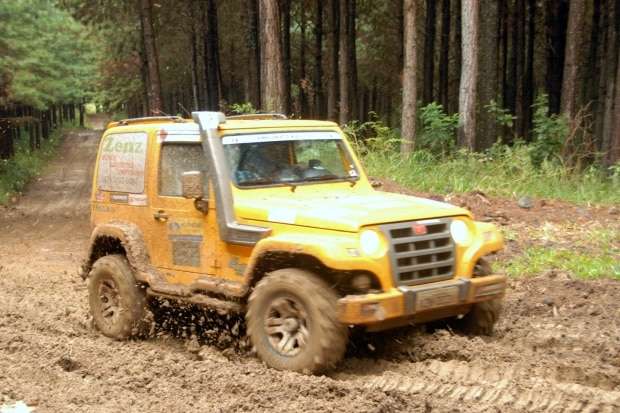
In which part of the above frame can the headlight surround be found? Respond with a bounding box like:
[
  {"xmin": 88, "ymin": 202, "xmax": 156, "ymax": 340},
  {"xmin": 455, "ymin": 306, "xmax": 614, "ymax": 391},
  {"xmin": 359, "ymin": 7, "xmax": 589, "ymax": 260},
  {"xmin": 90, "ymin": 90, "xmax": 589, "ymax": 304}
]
[
  {"xmin": 450, "ymin": 220, "xmax": 473, "ymax": 246},
  {"xmin": 359, "ymin": 229, "xmax": 385, "ymax": 257}
]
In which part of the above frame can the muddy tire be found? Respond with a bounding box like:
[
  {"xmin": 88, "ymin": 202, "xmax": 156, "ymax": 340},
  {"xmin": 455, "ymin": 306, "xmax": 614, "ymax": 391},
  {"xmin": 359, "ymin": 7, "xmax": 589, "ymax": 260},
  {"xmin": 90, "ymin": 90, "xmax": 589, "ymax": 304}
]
[
  {"xmin": 88, "ymin": 254, "xmax": 146, "ymax": 340},
  {"xmin": 246, "ymin": 268, "xmax": 348, "ymax": 374},
  {"xmin": 457, "ymin": 298, "xmax": 502, "ymax": 335}
]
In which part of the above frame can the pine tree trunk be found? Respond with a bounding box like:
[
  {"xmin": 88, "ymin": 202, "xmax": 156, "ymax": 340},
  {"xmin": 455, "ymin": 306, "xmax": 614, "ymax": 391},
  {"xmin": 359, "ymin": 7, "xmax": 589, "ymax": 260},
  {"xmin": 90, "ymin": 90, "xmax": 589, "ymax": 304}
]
[
  {"xmin": 546, "ymin": 0, "xmax": 568, "ymax": 114},
  {"xmin": 438, "ymin": 0, "xmax": 450, "ymax": 109},
  {"xmin": 338, "ymin": 0, "xmax": 351, "ymax": 124},
  {"xmin": 139, "ymin": 0, "xmax": 163, "ymax": 115},
  {"xmin": 326, "ymin": 0, "xmax": 339, "ymax": 121},
  {"xmin": 313, "ymin": 0, "xmax": 324, "ymax": 118},
  {"xmin": 347, "ymin": 0, "xmax": 358, "ymax": 120},
  {"xmin": 299, "ymin": 2, "xmax": 308, "ymax": 117},
  {"xmin": 601, "ymin": 0, "xmax": 618, "ymax": 156},
  {"xmin": 458, "ymin": 0, "xmax": 479, "ymax": 150},
  {"xmin": 79, "ymin": 101, "xmax": 85, "ymax": 127},
  {"xmin": 401, "ymin": 0, "xmax": 418, "ymax": 155},
  {"xmin": 448, "ymin": 0, "xmax": 461, "ymax": 114},
  {"xmin": 280, "ymin": 0, "xmax": 292, "ymax": 114},
  {"xmin": 560, "ymin": 0, "xmax": 586, "ymax": 118},
  {"xmin": 423, "ymin": 0, "xmax": 436, "ymax": 104},
  {"xmin": 245, "ymin": 0, "xmax": 261, "ymax": 109},
  {"xmin": 476, "ymin": 0, "xmax": 498, "ymax": 150},
  {"xmin": 203, "ymin": 0, "xmax": 222, "ymax": 111},
  {"xmin": 608, "ymin": 49, "xmax": 620, "ymax": 166},
  {"xmin": 259, "ymin": 0, "xmax": 286, "ymax": 113},
  {"xmin": 0, "ymin": 116, "xmax": 11, "ymax": 159}
]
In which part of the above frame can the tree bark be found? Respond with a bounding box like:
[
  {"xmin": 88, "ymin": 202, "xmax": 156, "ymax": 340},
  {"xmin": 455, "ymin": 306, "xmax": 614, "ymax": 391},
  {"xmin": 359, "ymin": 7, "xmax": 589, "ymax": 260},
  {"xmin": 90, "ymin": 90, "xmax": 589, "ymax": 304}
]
[
  {"xmin": 601, "ymin": 0, "xmax": 619, "ymax": 156},
  {"xmin": 608, "ymin": 49, "xmax": 620, "ymax": 166},
  {"xmin": 299, "ymin": 2, "xmax": 309, "ymax": 117},
  {"xmin": 560, "ymin": 0, "xmax": 586, "ymax": 118},
  {"xmin": 438, "ymin": 0, "xmax": 450, "ymax": 109},
  {"xmin": 139, "ymin": 0, "xmax": 163, "ymax": 115},
  {"xmin": 347, "ymin": 0, "xmax": 358, "ymax": 120},
  {"xmin": 245, "ymin": 0, "xmax": 261, "ymax": 109},
  {"xmin": 448, "ymin": 0, "xmax": 461, "ymax": 114},
  {"xmin": 280, "ymin": 0, "xmax": 292, "ymax": 115},
  {"xmin": 203, "ymin": 0, "xmax": 222, "ymax": 111},
  {"xmin": 326, "ymin": 0, "xmax": 339, "ymax": 121},
  {"xmin": 401, "ymin": 0, "xmax": 418, "ymax": 154},
  {"xmin": 546, "ymin": 0, "xmax": 568, "ymax": 114},
  {"xmin": 313, "ymin": 0, "xmax": 324, "ymax": 118},
  {"xmin": 259, "ymin": 0, "xmax": 286, "ymax": 113},
  {"xmin": 476, "ymin": 0, "xmax": 498, "ymax": 150},
  {"xmin": 423, "ymin": 0, "xmax": 436, "ymax": 104},
  {"xmin": 338, "ymin": 0, "xmax": 351, "ymax": 124},
  {"xmin": 458, "ymin": 0, "xmax": 479, "ymax": 150}
]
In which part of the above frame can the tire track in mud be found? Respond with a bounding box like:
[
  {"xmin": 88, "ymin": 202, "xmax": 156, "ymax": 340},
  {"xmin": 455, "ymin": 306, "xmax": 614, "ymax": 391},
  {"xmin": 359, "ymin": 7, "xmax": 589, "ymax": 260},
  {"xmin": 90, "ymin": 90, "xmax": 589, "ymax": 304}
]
[{"xmin": 336, "ymin": 358, "xmax": 620, "ymax": 412}]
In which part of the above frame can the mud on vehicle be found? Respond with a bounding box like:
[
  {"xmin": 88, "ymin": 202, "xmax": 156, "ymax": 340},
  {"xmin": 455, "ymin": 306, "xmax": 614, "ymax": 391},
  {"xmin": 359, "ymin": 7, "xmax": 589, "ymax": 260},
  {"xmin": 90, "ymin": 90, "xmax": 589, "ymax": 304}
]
[{"xmin": 81, "ymin": 112, "xmax": 506, "ymax": 374}]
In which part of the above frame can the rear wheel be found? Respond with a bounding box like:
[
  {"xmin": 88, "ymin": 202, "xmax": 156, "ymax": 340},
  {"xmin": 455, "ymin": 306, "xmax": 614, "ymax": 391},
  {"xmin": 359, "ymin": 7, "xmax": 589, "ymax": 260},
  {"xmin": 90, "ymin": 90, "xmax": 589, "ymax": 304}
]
[
  {"xmin": 88, "ymin": 254, "xmax": 146, "ymax": 339},
  {"xmin": 246, "ymin": 268, "xmax": 348, "ymax": 374}
]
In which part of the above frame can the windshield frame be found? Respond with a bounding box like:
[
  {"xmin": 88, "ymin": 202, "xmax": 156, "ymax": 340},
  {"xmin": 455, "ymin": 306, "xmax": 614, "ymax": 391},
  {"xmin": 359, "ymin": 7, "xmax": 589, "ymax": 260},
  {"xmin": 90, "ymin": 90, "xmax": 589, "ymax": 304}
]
[{"xmin": 221, "ymin": 130, "xmax": 361, "ymax": 189}]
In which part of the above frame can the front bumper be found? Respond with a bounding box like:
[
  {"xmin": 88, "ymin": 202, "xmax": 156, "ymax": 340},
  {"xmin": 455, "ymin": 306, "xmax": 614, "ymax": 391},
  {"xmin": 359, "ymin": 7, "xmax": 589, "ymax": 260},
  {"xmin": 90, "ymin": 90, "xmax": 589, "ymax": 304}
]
[{"xmin": 337, "ymin": 274, "xmax": 507, "ymax": 328}]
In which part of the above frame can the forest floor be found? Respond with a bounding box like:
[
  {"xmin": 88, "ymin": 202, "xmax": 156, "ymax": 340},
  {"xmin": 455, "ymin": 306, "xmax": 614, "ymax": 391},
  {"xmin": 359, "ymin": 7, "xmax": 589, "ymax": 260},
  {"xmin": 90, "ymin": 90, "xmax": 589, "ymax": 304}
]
[{"xmin": 0, "ymin": 126, "xmax": 619, "ymax": 412}]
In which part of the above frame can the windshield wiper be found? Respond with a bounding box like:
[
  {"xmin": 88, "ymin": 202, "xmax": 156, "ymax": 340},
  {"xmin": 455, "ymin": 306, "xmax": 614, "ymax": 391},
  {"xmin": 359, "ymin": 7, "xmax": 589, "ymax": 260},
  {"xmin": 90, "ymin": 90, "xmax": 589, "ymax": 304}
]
[{"xmin": 304, "ymin": 174, "xmax": 358, "ymax": 186}]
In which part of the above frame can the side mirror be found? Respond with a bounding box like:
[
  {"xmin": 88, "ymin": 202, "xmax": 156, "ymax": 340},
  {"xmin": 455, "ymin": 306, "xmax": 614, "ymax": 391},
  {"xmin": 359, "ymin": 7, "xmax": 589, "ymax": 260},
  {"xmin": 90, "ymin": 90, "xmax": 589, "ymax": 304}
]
[{"xmin": 181, "ymin": 171, "xmax": 205, "ymax": 199}]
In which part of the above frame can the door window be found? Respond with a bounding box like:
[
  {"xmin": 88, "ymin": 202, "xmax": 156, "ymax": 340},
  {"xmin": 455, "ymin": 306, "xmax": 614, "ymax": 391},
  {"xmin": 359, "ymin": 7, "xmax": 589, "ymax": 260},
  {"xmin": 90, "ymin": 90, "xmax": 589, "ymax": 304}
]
[{"xmin": 158, "ymin": 143, "xmax": 209, "ymax": 197}]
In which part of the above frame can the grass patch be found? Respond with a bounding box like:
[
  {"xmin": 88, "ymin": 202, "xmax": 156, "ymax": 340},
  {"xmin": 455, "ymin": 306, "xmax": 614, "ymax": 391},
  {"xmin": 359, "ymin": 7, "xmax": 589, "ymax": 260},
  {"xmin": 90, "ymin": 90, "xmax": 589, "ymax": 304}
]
[
  {"xmin": 0, "ymin": 127, "xmax": 66, "ymax": 205},
  {"xmin": 362, "ymin": 145, "xmax": 620, "ymax": 205},
  {"xmin": 499, "ymin": 247, "xmax": 619, "ymax": 280},
  {"xmin": 496, "ymin": 225, "xmax": 619, "ymax": 280}
]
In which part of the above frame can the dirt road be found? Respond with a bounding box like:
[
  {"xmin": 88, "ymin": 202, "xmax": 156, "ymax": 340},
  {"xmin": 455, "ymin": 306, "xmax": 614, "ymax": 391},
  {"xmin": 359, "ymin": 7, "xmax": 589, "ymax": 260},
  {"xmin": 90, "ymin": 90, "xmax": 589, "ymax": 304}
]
[{"xmin": 0, "ymin": 128, "xmax": 619, "ymax": 412}]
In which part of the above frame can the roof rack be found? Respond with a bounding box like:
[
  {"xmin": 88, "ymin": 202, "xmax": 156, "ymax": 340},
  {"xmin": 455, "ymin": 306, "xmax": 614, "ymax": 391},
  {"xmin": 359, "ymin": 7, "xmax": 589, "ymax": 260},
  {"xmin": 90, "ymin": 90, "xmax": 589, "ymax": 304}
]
[
  {"xmin": 226, "ymin": 113, "xmax": 288, "ymax": 121},
  {"xmin": 115, "ymin": 116, "xmax": 185, "ymax": 126}
]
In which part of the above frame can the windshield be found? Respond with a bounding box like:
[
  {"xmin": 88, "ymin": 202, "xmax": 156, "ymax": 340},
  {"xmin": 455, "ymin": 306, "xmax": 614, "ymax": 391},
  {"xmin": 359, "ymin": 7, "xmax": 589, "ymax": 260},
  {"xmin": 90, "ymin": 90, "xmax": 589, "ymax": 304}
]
[{"xmin": 222, "ymin": 131, "xmax": 359, "ymax": 187}]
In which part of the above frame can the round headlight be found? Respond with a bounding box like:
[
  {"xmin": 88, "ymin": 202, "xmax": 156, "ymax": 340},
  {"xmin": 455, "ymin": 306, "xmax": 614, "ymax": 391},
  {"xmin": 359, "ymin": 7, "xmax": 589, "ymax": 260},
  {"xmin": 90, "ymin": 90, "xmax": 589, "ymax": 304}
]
[
  {"xmin": 450, "ymin": 220, "xmax": 473, "ymax": 245},
  {"xmin": 359, "ymin": 230, "xmax": 383, "ymax": 256}
]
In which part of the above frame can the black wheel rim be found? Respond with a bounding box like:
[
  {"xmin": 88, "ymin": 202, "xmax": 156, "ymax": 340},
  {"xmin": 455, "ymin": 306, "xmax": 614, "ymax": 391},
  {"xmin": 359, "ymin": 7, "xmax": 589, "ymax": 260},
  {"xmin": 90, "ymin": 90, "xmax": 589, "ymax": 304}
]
[
  {"xmin": 264, "ymin": 296, "xmax": 310, "ymax": 357},
  {"xmin": 98, "ymin": 277, "xmax": 121, "ymax": 327}
]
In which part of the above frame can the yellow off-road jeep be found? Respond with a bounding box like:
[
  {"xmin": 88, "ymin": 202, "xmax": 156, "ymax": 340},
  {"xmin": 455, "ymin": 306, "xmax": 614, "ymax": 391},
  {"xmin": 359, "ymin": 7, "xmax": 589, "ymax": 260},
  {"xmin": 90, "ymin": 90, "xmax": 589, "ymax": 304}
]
[{"xmin": 81, "ymin": 112, "xmax": 506, "ymax": 373}]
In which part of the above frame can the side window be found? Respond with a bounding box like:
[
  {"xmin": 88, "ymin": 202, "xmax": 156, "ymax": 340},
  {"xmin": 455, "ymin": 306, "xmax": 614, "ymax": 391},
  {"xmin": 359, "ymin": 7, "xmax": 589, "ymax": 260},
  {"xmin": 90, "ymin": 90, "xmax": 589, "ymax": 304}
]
[
  {"xmin": 158, "ymin": 143, "xmax": 209, "ymax": 197},
  {"xmin": 97, "ymin": 132, "xmax": 148, "ymax": 193}
]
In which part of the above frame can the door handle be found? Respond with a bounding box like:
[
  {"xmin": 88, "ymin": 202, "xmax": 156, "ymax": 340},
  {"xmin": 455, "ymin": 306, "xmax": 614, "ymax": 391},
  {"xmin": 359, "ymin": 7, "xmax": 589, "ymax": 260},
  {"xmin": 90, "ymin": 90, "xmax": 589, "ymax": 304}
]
[{"xmin": 153, "ymin": 210, "xmax": 169, "ymax": 221}]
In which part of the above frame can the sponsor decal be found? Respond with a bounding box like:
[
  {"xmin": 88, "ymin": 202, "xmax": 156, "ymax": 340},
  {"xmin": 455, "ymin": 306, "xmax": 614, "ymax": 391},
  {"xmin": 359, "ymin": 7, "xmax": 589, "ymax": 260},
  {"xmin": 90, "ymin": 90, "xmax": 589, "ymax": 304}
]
[
  {"xmin": 110, "ymin": 193, "xmax": 129, "ymax": 203},
  {"xmin": 128, "ymin": 193, "xmax": 148, "ymax": 206}
]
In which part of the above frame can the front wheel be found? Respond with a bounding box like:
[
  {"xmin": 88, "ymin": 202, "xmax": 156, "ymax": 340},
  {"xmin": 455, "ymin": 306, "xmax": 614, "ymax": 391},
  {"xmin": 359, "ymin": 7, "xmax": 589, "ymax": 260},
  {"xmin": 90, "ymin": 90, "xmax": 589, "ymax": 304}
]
[
  {"xmin": 88, "ymin": 254, "xmax": 146, "ymax": 339},
  {"xmin": 456, "ymin": 298, "xmax": 503, "ymax": 335},
  {"xmin": 246, "ymin": 268, "xmax": 348, "ymax": 374}
]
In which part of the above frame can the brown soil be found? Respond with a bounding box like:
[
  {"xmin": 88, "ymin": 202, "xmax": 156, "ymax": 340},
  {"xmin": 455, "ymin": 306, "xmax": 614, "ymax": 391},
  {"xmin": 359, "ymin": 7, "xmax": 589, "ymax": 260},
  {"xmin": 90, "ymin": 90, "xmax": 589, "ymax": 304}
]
[{"xmin": 1, "ymin": 129, "xmax": 619, "ymax": 412}]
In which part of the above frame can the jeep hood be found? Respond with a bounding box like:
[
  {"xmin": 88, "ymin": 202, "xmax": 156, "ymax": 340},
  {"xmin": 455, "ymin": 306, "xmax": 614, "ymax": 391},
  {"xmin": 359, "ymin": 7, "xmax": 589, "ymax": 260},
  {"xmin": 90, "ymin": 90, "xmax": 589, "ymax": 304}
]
[{"xmin": 234, "ymin": 190, "xmax": 471, "ymax": 232}]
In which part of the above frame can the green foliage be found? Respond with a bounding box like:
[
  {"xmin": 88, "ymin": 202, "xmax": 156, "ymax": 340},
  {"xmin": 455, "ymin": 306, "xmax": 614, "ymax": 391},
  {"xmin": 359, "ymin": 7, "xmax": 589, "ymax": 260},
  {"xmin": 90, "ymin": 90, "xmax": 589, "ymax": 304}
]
[
  {"xmin": 529, "ymin": 94, "xmax": 569, "ymax": 167},
  {"xmin": 343, "ymin": 115, "xmax": 402, "ymax": 155},
  {"xmin": 0, "ymin": 0, "xmax": 97, "ymax": 108},
  {"xmin": 363, "ymin": 141, "xmax": 620, "ymax": 205},
  {"xmin": 418, "ymin": 102, "xmax": 459, "ymax": 155},
  {"xmin": 229, "ymin": 102, "xmax": 258, "ymax": 114},
  {"xmin": 0, "ymin": 128, "xmax": 64, "ymax": 204},
  {"xmin": 485, "ymin": 99, "xmax": 516, "ymax": 128}
]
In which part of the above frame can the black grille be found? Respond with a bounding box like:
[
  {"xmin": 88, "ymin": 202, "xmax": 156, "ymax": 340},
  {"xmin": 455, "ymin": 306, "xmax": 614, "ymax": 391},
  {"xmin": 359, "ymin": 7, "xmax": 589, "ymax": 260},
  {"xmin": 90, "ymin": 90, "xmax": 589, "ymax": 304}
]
[{"xmin": 380, "ymin": 219, "xmax": 455, "ymax": 286}]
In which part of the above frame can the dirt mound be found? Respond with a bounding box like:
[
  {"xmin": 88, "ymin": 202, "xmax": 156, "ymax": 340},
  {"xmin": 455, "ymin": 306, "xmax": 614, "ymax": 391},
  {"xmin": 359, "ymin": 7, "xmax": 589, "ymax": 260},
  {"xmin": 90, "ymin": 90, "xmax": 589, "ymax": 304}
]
[{"xmin": 1, "ymin": 130, "xmax": 618, "ymax": 412}]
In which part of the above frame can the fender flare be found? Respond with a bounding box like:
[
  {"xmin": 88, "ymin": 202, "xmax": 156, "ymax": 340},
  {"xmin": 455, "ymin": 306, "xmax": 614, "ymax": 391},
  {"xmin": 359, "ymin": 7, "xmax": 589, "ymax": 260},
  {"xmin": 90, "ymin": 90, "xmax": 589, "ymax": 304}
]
[{"xmin": 80, "ymin": 221, "xmax": 153, "ymax": 282}]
